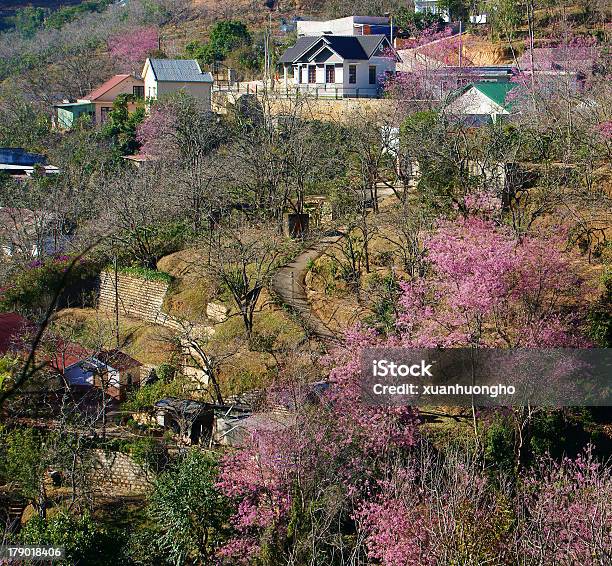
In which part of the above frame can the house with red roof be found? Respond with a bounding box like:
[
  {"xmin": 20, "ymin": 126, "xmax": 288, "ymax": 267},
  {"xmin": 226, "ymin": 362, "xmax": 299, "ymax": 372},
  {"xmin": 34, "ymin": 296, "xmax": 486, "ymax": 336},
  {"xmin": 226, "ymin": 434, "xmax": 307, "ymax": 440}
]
[
  {"xmin": 63, "ymin": 349, "xmax": 142, "ymax": 401},
  {"xmin": 0, "ymin": 312, "xmax": 141, "ymax": 401},
  {"xmin": 54, "ymin": 73, "xmax": 144, "ymax": 129}
]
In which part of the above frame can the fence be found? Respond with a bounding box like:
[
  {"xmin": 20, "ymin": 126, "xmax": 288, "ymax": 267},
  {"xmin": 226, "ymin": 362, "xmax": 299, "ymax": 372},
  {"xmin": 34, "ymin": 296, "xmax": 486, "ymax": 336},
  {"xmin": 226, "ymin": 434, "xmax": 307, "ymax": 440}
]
[{"xmin": 213, "ymin": 82, "xmax": 383, "ymax": 99}]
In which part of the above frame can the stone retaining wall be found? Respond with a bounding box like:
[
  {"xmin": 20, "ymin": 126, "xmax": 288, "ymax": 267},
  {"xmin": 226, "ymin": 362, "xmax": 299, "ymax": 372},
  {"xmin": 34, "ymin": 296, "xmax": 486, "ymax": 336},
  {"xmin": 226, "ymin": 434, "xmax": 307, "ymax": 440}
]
[
  {"xmin": 97, "ymin": 271, "xmax": 224, "ymax": 335},
  {"xmin": 98, "ymin": 271, "xmax": 168, "ymax": 322},
  {"xmin": 97, "ymin": 271, "xmax": 184, "ymax": 330},
  {"xmin": 89, "ymin": 449, "xmax": 152, "ymax": 494}
]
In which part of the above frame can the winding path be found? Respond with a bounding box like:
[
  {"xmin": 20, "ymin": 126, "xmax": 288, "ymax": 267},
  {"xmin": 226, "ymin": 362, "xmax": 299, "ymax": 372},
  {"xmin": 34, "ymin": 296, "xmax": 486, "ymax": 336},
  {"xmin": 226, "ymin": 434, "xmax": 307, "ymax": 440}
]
[
  {"xmin": 271, "ymin": 185, "xmax": 401, "ymax": 346},
  {"xmin": 271, "ymin": 231, "xmax": 344, "ymax": 346}
]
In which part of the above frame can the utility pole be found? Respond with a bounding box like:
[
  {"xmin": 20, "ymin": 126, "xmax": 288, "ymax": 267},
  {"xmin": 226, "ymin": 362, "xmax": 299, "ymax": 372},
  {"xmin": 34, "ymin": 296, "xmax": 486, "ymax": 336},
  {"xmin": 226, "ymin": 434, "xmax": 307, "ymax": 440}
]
[
  {"xmin": 113, "ymin": 241, "xmax": 119, "ymax": 349},
  {"xmin": 459, "ymin": 20, "xmax": 463, "ymax": 68},
  {"xmin": 267, "ymin": 11, "xmax": 273, "ymax": 90}
]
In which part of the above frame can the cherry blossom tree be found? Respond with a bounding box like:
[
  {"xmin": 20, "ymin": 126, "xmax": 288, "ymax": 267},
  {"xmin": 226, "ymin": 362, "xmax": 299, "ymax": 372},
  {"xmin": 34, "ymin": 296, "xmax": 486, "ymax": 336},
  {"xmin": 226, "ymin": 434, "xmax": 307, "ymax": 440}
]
[
  {"xmin": 108, "ymin": 26, "xmax": 159, "ymax": 74},
  {"xmin": 517, "ymin": 446, "xmax": 612, "ymax": 565},
  {"xmin": 398, "ymin": 216, "xmax": 591, "ymax": 349},
  {"xmin": 216, "ymin": 327, "xmax": 419, "ymax": 564}
]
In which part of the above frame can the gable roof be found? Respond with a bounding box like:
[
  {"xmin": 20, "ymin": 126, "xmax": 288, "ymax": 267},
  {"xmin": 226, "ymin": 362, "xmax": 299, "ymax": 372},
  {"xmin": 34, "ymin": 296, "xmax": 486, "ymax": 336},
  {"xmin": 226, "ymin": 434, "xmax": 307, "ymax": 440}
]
[
  {"xmin": 278, "ymin": 36, "xmax": 320, "ymax": 63},
  {"xmin": 470, "ymin": 82, "xmax": 516, "ymax": 109},
  {"xmin": 94, "ymin": 349, "xmax": 142, "ymax": 371},
  {"xmin": 145, "ymin": 59, "xmax": 213, "ymax": 83},
  {"xmin": 279, "ymin": 35, "xmax": 392, "ymax": 63},
  {"xmin": 50, "ymin": 341, "xmax": 91, "ymax": 372},
  {"xmin": 85, "ymin": 74, "xmax": 133, "ymax": 101}
]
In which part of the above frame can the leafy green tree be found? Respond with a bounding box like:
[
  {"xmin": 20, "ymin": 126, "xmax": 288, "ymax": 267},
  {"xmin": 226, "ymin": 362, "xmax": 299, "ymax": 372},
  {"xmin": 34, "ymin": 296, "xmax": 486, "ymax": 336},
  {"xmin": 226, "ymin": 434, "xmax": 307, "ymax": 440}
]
[
  {"xmin": 186, "ymin": 20, "xmax": 252, "ymax": 65},
  {"xmin": 20, "ymin": 510, "xmax": 116, "ymax": 565},
  {"xmin": 208, "ymin": 20, "xmax": 251, "ymax": 59},
  {"xmin": 437, "ymin": 0, "xmax": 469, "ymax": 21},
  {"xmin": 11, "ymin": 6, "xmax": 45, "ymax": 38},
  {"xmin": 45, "ymin": 0, "xmax": 112, "ymax": 31},
  {"xmin": 0, "ymin": 87, "xmax": 52, "ymax": 151},
  {"xmin": 0, "ymin": 428, "xmax": 70, "ymax": 518},
  {"xmin": 588, "ymin": 250, "xmax": 612, "ymax": 347},
  {"xmin": 487, "ymin": 0, "xmax": 524, "ymax": 42},
  {"xmin": 146, "ymin": 449, "xmax": 233, "ymax": 564},
  {"xmin": 393, "ymin": 6, "xmax": 444, "ymax": 35},
  {"xmin": 101, "ymin": 93, "xmax": 146, "ymax": 155}
]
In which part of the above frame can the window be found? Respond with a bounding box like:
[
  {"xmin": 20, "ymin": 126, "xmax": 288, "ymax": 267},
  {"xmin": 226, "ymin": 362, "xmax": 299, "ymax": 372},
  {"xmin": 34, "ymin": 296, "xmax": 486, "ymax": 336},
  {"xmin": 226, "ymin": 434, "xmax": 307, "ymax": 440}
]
[
  {"xmin": 325, "ymin": 65, "xmax": 335, "ymax": 84},
  {"xmin": 133, "ymin": 85, "xmax": 144, "ymax": 98},
  {"xmin": 100, "ymin": 106, "xmax": 111, "ymax": 124},
  {"xmin": 348, "ymin": 64, "xmax": 357, "ymax": 84},
  {"xmin": 369, "ymin": 65, "xmax": 377, "ymax": 85},
  {"xmin": 308, "ymin": 65, "xmax": 316, "ymax": 84}
]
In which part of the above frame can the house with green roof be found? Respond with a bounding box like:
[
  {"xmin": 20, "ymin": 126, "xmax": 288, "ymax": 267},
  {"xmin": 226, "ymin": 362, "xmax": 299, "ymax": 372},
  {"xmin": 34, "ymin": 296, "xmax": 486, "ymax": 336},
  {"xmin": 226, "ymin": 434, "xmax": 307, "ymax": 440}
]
[{"xmin": 444, "ymin": 82, "xmax": 517, "ymax": 125}]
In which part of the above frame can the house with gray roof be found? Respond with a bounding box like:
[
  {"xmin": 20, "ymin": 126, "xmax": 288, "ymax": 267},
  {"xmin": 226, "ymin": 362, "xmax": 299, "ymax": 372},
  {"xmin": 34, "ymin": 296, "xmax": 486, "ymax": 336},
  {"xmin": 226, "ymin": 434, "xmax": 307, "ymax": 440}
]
[
  {"xmin": 278, "ymin": 34, "xmax": 398, "ymax": 98},
  {"xmin": 142, "ymin": 58, "xmax": 214, "ymax": 109}
]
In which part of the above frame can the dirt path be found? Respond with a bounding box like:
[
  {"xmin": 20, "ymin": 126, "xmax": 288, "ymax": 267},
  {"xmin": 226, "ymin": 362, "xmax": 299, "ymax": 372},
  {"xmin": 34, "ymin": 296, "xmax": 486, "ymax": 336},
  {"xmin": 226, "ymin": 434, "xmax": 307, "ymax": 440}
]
[
  {"xmin": 271, "ymin": 231, "xmax": 344, "ymax": 346},
  {"xmin": 271, "ymin": 185, "xmax": 402, "ymax": 347}
]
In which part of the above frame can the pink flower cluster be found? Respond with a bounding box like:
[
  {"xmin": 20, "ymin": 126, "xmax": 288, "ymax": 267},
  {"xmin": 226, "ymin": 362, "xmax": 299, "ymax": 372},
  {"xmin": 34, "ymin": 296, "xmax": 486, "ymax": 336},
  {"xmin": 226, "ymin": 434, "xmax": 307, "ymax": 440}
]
[
  {"xmin": 108, "ymin": 26, "xmax": 159, "ymax": 71},
  {"xmin": 398, "ymin": 217, "xmax": 589, "ymax": 348}
]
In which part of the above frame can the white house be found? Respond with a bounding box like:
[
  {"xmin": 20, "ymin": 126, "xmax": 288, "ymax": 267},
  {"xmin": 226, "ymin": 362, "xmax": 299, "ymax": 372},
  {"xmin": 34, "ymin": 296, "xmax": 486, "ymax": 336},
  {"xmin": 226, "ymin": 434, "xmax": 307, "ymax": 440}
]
[
  {"xmin": 297, "ymin": 16, "xmax": 390, "ymax": 37},
  {"xmin": 414, "ymin": 0, "xmax": 487, "ymax": 24},
  {"xmin": 141, "ymin": 58, "xmax": 214, "ymax": 110},
  {"xmin": 444, "ymin": 82, "xmax": 516, "ymax": 125},
  {"xmin": 278, "ymin": 34, "xmax": 398, "ymax": 98}
]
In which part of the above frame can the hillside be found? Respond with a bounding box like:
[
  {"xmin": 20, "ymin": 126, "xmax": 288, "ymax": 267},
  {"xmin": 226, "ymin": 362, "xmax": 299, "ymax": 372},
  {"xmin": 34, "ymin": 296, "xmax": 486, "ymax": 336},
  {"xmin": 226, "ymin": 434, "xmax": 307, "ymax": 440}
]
[{"xmin": 0, "ymin": 1, "xmax": 85, "ymax": 17}]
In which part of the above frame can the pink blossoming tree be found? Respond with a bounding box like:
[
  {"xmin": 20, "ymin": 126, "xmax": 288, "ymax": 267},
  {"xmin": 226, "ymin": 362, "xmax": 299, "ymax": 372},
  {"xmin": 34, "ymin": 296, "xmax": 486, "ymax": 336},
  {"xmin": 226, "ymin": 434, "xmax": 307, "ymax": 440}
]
[
  {"xmin": 108, "ymin": 26, "xmax": 159, "ymax": 74},
  {"xmin": 398, "ymin": 217, "xmax": 590, "ymax": 349}
]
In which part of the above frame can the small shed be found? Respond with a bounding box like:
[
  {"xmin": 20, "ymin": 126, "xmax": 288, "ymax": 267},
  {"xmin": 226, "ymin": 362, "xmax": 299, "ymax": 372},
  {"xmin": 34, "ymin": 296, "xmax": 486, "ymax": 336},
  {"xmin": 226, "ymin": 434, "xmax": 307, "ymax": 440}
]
[
  {"xmin": 63, "ymin": 349, "xmax": 142, "ymax": 401},
  {"xmin": 154, "ymin": 397, "xmax": 214, "ymax": 445},
  {"xmin": 141, "ymin": 58, "xmax": 213, "ymax": 109},
  {"xmin": 54, "ymin": 102, "xmax": 95, "ymax": 129}
]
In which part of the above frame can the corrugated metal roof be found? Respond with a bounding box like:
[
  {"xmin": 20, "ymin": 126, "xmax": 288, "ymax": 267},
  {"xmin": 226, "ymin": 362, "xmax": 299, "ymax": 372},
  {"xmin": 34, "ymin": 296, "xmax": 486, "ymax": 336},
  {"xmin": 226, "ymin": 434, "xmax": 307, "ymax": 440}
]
[
  {"xmin": 148, "ymin": 59, "xmax": 213, "ymax": 83},
  {"xmin": 472, "ymin": 82, "xmax": 517, "ymax": 108}
]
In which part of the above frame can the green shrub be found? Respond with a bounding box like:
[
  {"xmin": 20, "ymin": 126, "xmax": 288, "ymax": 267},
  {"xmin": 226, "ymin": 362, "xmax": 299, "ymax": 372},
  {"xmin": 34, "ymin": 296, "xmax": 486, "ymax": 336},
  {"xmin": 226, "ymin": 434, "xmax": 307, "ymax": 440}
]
[
  {"xmin": 123, "ymin": 437, "xmax": 167, "ymax": 473},
  {"xmin": 588, "ymin": 268, "xmax": 612, "ymax": 347},
  {"xmin": 123, "ymin": 379, "xmax": 184, "ymax": 413},
  {"xmin": 117, "ymin": 266, "xmax": 173, "ymax": 284},
  {"xmin": 483, "ymin": 414, "xmax": 516, "ymax": 477},
  {"xmin": 19, "ymin": 509, "xmax": 117, "ymax": 565},
  {"xmin": 0, "ymin": 256, "xmax": 101, "ymax": 313}
]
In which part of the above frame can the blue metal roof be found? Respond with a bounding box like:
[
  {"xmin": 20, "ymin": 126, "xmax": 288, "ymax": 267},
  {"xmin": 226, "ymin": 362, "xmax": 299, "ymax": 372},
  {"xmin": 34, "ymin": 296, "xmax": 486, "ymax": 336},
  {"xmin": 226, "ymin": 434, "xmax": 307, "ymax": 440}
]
[{"xmin": 148, "ymin": 59, "xmax": 213, "ymax": 83}]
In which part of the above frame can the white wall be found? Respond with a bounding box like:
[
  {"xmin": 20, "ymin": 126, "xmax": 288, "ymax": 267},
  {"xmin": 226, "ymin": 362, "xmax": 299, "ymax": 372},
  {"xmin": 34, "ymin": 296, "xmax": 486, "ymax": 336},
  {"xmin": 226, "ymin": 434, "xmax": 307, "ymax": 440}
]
[
  {"xmin": 445, "ymin": 87, "xmax": 506, "ymax": 116},
  {"xmin": 143, "ymin": 66, "xmax": 158, "ymax": 99},
  {"xmin": 298, "ymin": 16, "xmax": 389, "ymax": 36},
  {"xmin": 343, "ymin": 58, "xmax": 395, "ymax": 94},
  {"xmin": 142, "ymin": 65, "xmax": 212, "ymax": 111}
]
